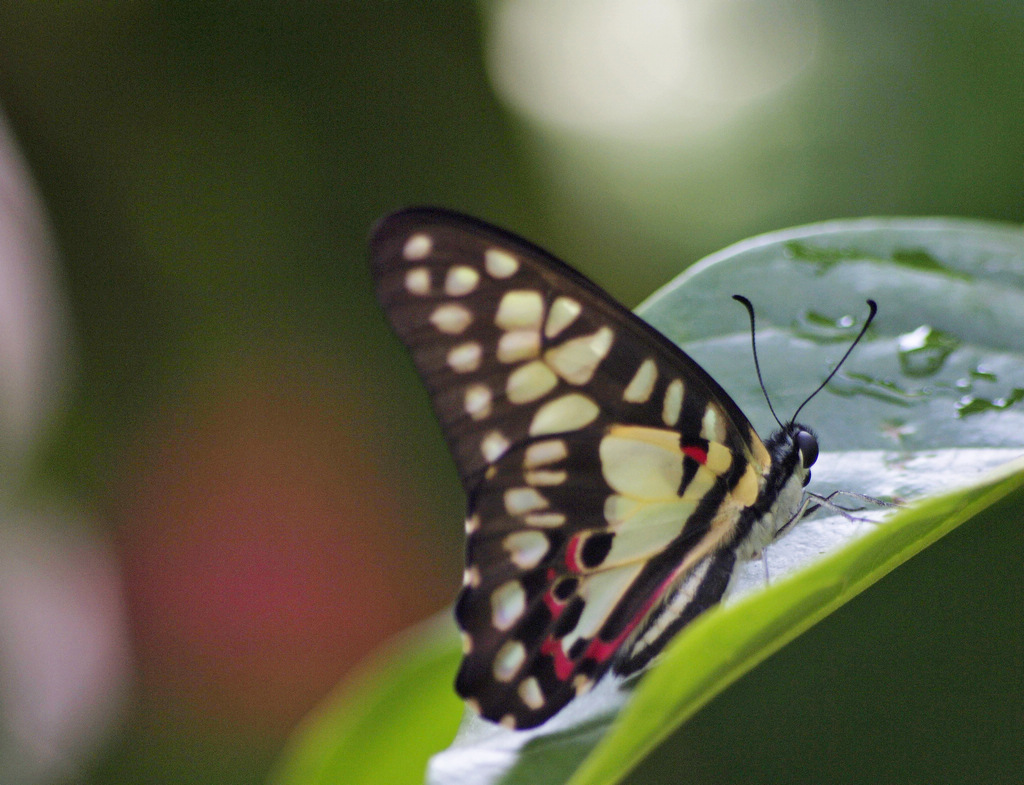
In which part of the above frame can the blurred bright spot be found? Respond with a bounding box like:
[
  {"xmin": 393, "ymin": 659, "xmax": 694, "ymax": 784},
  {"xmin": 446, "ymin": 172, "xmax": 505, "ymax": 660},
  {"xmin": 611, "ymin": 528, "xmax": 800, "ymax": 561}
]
[{"xmin": 486, "ymin": 0, "xmax": 820, "ymax": 137}]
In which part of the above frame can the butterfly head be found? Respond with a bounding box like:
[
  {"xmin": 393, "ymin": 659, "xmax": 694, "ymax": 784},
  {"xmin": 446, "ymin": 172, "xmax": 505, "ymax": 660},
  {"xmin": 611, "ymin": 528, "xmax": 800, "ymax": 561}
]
[
  {"xmin": 748, "ymin": 420, "xmax": 820, "ymax": 555},
  {"xmin": 764, "ymin": 421, "xmax": 818, "ymax": 491},
  {"xmin": 793, "ymin": 424, "xmax": 819, "ymax": 485}
]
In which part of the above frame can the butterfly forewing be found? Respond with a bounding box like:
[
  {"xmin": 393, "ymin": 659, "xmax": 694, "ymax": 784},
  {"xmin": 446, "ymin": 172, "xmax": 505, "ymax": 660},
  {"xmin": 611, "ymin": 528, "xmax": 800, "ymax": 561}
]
[{"xmin": 370, "ymin": 208, "xmax": 775, "ymax": 728}]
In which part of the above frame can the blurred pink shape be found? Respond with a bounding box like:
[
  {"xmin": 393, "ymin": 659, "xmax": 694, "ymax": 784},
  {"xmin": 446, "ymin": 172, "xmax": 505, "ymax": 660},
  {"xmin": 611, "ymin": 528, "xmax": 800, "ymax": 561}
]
[
  {"xmin": 0, "ymin": 108, "xmax": 130, "ymax": 782},
  {"xmin": 0, "ymin": 112, "xmax": 70, "ymax": 460},
  {"xmin": 0, "ymin": 519, "xmax": 131, "ymax": 781}
]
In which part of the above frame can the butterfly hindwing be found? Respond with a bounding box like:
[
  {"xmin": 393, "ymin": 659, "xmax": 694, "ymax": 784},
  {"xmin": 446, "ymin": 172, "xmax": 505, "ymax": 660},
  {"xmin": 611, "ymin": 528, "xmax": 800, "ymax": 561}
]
[{"xmin": 370, "ymin": 208, "xmax": 777, "ymax": 728}]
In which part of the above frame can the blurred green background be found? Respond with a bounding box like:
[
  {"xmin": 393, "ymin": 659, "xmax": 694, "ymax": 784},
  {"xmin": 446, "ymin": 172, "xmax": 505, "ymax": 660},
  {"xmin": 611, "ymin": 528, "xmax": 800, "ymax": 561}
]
[{"xmin": 0, "ymin": 2, "xmax": 1021, "ymax": 784}]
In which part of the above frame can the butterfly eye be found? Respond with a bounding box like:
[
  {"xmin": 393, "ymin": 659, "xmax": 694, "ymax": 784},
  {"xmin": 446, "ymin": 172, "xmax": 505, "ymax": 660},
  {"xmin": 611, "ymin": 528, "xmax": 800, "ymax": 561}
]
[{"xmin": 796, "ymin": 429, "xmax": 818, "ymax": 469}]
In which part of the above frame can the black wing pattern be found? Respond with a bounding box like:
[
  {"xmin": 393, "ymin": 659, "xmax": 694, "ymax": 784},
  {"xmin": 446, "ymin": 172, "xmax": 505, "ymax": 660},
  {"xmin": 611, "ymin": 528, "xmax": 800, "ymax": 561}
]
[{"xmin": 370, "ymin": 207, "xmax": 778, "ymax": 729}]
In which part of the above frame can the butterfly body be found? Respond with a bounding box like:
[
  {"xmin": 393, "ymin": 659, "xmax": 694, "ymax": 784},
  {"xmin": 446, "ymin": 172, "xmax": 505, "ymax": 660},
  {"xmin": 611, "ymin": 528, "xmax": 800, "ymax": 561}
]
[
  {"xmin": 610, "ymin": 422, "xmax": 814, "ymax": 679},
  {"xmin": 370, "ymin": 208, "xmax": 821, "ymax": 729}
]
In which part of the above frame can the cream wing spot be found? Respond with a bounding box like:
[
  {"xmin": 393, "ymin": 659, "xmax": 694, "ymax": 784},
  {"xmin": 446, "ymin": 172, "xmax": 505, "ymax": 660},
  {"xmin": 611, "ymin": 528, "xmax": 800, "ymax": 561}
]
[
  {"xmin": 525, "ymin": 469, "xmax": 567, "ymax": 486},
  {"xmin": 491, "ymin": 580, "xmax": 527, "ymax": 631},
  {"xmin": 402, "ymin": 233, "xmax": 432, "ymax": 260},
  {"xmin": 461, "ymin": 632, "xmax": 473, "ymax": 654},
  {"xmin": 544, "ymin": 296, "xmax": 582, "ymax": 338},
  {"xmin": 463, "ymin": 566, "xmax": 481, "ymax": 588},
  {"xmin": 465, "ymin": 514, "xmax": 481, "ymax": 534},
  {"xmin": 701, "ymin": 403, "xmax": 727, "ymax": 443},
  {"xmin": 499, "ymin": 714, "xmax": 517, "ymax": 730},
  {"xmin": 544, "ymin": 326, "xmax": 614, "ymax": 385},
  {"xmin": 573, "ymin": 675, "xmax": 593, "ymax": 696},
  {"xmin": 705, "ymin": 441, "xmax": 733, "ymax": 474},
  {"xmin": 733, "ymin": 464, "xmax": 761, "ymax": 507},
  {"xmin": 495, "ymin": 290, "xmax": 544, "ymax": 330},
  {"xmin": 429, "ymin": 303, "xmax": 473, "ymax": 334},
  {"xmin": 749, "ymin": 427, "xmax": 771, "ymax": 469},
  {"xmin": 518, "ymin": 677, "xmax": 544, "ymax": 710},
  {"xmin": 595, "ymin": 499, "xmax": 698, "ymax": 567},
  {"xmin": 662, "ymin": 378, "xmax": 684, "ymax": 427},
  {"xmin": 604, "ymin": 493, "xmax": 642, "ymax": 524},
  {"xmin": 497, "ymin": 330, "xmax": 541, "ymax": 363},
  {"xmin": 485, "ymin": 248, "xmax": 519, "ymax": 278},
  {"xmin": 623, "ymin": 358, "xmax": 657, "ymax": 403},
  {"xmin": 404, "ymin": 267, "xmax": 430, "ymax": 296},
  {"xmin": 682, "ymin": 465, "xmax": 717, "ymax": 501},
  {"xmin": 504, "ymin": 487, "xmax": 549, "ymax": 515},
  {"xmin": 445, "ymin": 265, "xmax": 480, "ymax": 296},
  {"xmin": 524, "ymin": 439, "xmax": 569, "ymax": 469},
  {"xmin": 447, "ymin": 342, "xmax": 482, "ymax": 373},
  {"xmin": 524, "ymin": 512, "xmax": 566, "ymax": 527},
  {"xmin": 493, "ymin": 640, "xmax": 527, "ymax": 682},
  {"xmin": 600, "ymin": 426, "xmax": 684, "ymax": 499},
  {"xmin": 529, "ymin": 393, "xmax": 600, "ymax": 436},
  {"xmin": 506, "ymin": 360, "xmax": 558, "ymax": 404},
  {"xmin": 481, "ymin": 430, "xmax": 511, "ymax": 463},
  {"xmin": 503, "ymin": 530, "xmax": 550, "ymax": 569},
  {"xmin": 464, "ymin": 384, "xmax": 492, "ymax": 420}
]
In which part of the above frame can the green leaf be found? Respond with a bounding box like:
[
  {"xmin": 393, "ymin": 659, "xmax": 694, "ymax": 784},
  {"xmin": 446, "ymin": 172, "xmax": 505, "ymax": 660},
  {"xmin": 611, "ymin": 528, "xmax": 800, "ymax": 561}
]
[
  {"xmin": 269, "ymin": 613, "xmax": 463, "ymax": 785},
  {"xmin": 276, "ymin": 217, "xmax": 1024, "ymax": 785},
  {"xmin": 642, "ymin": 216, "xmax": 1024, "ymax": 451}
]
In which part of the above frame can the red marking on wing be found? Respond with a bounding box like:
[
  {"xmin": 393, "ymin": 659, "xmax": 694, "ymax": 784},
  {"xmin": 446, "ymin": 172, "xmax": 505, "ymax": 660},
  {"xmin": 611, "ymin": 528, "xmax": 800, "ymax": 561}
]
[
  {"xmin": 583, "ymin": 636, "xmax": 620, "ymax": 663},
  {"xmin": 586, "ymin": 562, "xmax": 694, "ymax": 665},
  {"xmin": 540, "ymin": 560, "xmax": 696, "ymax": 680},
  {"xmin": 565, "ymin": 534, "xmax": 583, "ymax": 573},
  {"xmin": 682, "ymin": 445, "xmax": 708, "ymax": 464},
  {"xmin": 541, "ymin": 637, "xmax": 575, "ymax": 681},
  {"xmin": 543, "ymin": 590, "xmax": 565, "ymax": 617}
]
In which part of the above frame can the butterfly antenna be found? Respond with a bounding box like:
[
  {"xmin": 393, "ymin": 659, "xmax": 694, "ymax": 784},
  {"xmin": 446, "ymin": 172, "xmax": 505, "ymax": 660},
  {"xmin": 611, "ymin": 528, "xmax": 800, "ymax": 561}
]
[
  {"xmin": 790, "ymin": 299, "xmax": 878, "ymax": 423},
  {"xmin": 732, "ymin": 295, "xmax": 785, "ymax": 430}
]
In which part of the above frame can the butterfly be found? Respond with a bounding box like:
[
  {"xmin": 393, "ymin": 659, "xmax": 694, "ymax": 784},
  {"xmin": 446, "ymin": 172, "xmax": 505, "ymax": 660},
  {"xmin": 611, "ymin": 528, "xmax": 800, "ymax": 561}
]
[{"xmin": 369, "ymin": 207, "xmax": 875, "ymax": 730}]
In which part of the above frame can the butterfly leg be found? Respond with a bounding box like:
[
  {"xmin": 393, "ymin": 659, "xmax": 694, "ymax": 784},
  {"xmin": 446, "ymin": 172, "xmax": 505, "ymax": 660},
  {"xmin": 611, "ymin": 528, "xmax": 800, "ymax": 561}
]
[
  {"xmin": 815, "ymin": 490, "xmax": 901, "ymax": 508},
  {"xmin": 796, "ymin": 491, "xmax": 901, "ymax": 543},
  {"xmin": 774, "ymin": 494, "xmax": 818, "ymax": 538},
  {"xmin": 806, "ymin": 490, "xmax": 899, "ymax": 516}
]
